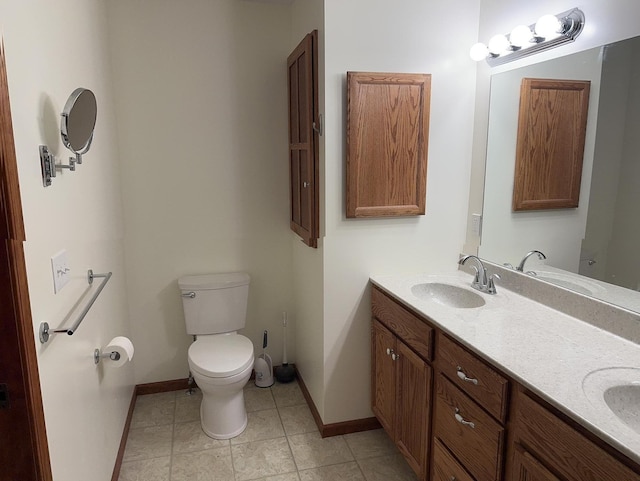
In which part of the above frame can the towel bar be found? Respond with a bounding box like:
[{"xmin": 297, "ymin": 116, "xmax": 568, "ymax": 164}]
[{"xmin": 39, "ymin": 269, "xmax": 112, "ymax": 343}]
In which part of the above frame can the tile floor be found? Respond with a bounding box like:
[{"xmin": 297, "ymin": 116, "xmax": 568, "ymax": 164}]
[{"xmin": 118, "ymin": 380, "xmax": 418, "ymax": 481}]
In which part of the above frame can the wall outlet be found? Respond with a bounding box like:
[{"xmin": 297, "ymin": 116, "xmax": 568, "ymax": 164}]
[
  {"xmin": 471, "ymin": 213, "xmax": 483, "ymax": 237},
  {"xmin": 51, "ymin": 250, "xmax": 70, "ymax": 293}
]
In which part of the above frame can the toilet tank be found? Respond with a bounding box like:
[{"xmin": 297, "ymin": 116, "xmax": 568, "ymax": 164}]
[{"xmin": 178, "ymin": 272, "xmax": 250, "ymax": 335}]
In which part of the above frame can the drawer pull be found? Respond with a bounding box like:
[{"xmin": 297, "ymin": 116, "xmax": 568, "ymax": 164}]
[
  {"xmin": 456, "ymin": 366, "xmax": 478, "ymax": 385},
  {"xmin": 454, "ymin": 408, "xmax": 475, "ymax": 429}
]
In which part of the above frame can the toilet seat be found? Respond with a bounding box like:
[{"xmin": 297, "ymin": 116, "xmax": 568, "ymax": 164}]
[{"xmin": 188, "ymin": 334, "xmax": 253, "ymax": 378}]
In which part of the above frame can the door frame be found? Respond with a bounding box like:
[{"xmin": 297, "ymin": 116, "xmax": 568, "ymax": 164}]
[{"xmin": 0, "ymin": 41, "xmax": 53, "ymax": 481}]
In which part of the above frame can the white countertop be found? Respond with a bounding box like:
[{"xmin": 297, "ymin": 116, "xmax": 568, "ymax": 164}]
[{"xmin": 370, "ymin": 270, "xmax": 640, "ymax": 465}]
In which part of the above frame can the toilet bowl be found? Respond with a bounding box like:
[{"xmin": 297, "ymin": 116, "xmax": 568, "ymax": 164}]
[{"xmin": 188, "ymin": 333, "xmax": 254, "ymax": 439}]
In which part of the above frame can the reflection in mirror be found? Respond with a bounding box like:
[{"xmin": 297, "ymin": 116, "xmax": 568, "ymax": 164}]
[
  {"xmin": 39, "ymin": 87, "xmax": 97, "ymax": 186},
  {"xmin": 61, "ymin": 87, "xmax": 97, "ymax": 159},
  {"xmin": 480, "ymin": 36, "xmax": 640, "ymax": 313}
]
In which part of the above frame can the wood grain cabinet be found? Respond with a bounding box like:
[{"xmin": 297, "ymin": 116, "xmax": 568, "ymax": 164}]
[
  {"xmin": 347, "ymin": 72, "xmax": 431, "ymax": 218},
  {"xmin": 287, "ymin": 31, "xmax": 319, "ymax": 247},
  {"xmin": 507, "ymin": 389, "xmax": 640, "ymax": 481},
  {"xmin": 372, "ymin": 287, "xmax": 433, "ymax": 479}
]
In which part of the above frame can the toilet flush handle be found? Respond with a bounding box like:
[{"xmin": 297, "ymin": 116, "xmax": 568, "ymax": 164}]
[{"xmin": 181, "ymin": 292, "xmax": 196, "ymax": 298}]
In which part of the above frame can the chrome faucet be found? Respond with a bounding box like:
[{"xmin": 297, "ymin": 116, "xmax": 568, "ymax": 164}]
[
  {"xmin": 516, "ymin": 250, "xmax": 546, "ymax": 272},
  {"xmin": 459, "ymin": 255, "xmax": 500, "ymax": 295}
]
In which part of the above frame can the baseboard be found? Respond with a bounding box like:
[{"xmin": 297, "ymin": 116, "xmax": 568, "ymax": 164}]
[
  {"xmin": 295, "ymin": 368, "xmax": 381, "ymax": 438},
  {"xmin": 135, "ymin": 378, "xmax": 190, "ymax": 395},
  {"xmin": 110, "ymin": 387, "xmax": 137, "ymax": 481}
]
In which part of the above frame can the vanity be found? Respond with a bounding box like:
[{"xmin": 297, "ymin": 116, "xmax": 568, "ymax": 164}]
[{"xmin": 370, "ymin": 270, "xmax": 640, "ymax": 481}]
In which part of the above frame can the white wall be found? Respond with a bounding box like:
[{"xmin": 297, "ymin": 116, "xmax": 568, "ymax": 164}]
[
  {"xmin": 467, "ymin": 0, "xmax": 640, "ymax": 256},
  {"xmin": 321, "ymin": 0, "xmax": 480, "ymax": 423},
  {"xmin": 0, "ymin": 1, "xmax": 133, "ymax": 480},
  {"xmin": 290, "ymin": 0, "xmax": 326, "ymax": 418},
  {"xmin": 106, "ymin": 0, "xmax": 295, "ymax": 384}
]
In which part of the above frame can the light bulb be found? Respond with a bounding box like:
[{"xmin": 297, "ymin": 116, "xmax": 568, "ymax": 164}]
[
  {"xmin": 510, "ymin": 25, "xmax": 533, "ymax": 48},
  {"xmin": 535, "ymin": 14, "xmax": 562, "ymax": 38},
  {"xmin": 488, "ymin": 34, "xmax": 510, "ymax": 55},
  {"xmin": 469, "ymin": 42, "xmax": 489, "ymax": 61}
]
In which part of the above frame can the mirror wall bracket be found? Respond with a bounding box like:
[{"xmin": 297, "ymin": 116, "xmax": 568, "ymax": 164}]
[
  {"xmin": 39, "ymin": 145, "xmax": 78, "ymax": 186},
  {"xmin": 470, "ymin": 8, "xmax": 585, "ymax": 66}
]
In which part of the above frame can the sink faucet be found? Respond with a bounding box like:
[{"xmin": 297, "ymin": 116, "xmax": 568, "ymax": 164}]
[
  {"xmin": 459, "ymin": 255, "xmax": 500, "ymax": 294},
  {"xmin": 516, "ymin": 250, "xmax": 546, "ymax": 272}
]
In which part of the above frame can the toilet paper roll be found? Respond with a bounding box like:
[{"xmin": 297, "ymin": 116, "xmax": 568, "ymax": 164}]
[{"xmin": 105, "ymin": 336, "xmax": 134, "ymax": 367}]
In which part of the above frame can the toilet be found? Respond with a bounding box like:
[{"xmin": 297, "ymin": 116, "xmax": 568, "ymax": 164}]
[{"xmin": 178, "ymin": 272, "xmax": 254, "ymax": 439}]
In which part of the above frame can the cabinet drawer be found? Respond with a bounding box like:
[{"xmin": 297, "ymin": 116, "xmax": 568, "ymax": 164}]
[
  {"xmin": 513, "ymin": 391, "xmax": 640, "ymax": 481},
  {"xmin": 434, "ymin": 374, "xmax": 505, "ymax": 481},
  {"xmin": 438, "ymin": 334, "xmax": 509, "ymax": 422},
  {"xmin": 432, "ymin": 439, "xmax": 474, "ymax": 481},
  {"xmin": 372, "ymin": 286, "xmax": 433, "ymax": 361}
]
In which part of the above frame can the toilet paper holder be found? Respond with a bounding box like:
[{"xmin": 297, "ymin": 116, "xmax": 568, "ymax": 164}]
[{"xmin": 93, "ymin": 349, "xmax": 121, "ymax": 364}]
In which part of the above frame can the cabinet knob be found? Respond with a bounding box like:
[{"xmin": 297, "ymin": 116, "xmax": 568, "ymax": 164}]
[
  {"xmin": 391, "ymin": 352, "xmax": 400, "ymax": 361},
  {"xmin": 456, "ymin": 366, "xmax": 478, "ymax": 385},
  {"xmin": 454, "ymin": 408, "xmax": 475, "ymax": 429},
  {"xmin": 386, "ymin": 348, "xmax": 392, "ymax": 356},
  {"xmin": 303, "ymin": 181, "xmax": 310, "ymax": 188}
]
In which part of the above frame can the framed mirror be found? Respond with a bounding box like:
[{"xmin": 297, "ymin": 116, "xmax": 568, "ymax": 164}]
[{"xmin": 479, "ymin": 35, "xmax": 640, "ymax": 313}]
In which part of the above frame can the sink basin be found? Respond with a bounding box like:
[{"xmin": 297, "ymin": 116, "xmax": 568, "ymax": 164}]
[
  {"xmin": 603, "ymin": 384, "xmax": 640, "ymax": 433},
  {"xmin": 583, "ymin": 367, "xmax": 640, "ymax": 434},
  {"xmin": 411, "ymin": 282, "xmax": 485, "ymax": 308}
]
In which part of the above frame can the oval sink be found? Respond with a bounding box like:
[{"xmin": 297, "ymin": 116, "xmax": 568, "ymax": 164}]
[
  {"xmin": 603, "ymin": 384, "xmax": 640, "ymax": 433},
  {"xmin": 582, "ymin": 367, "xmax": 640, "ymax": 434},
  {"xmin": 411, "ymin": 283, "xmax": 485, "ymax": 309}
]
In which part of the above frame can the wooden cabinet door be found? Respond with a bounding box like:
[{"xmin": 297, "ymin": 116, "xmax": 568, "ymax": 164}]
[
  {"xmin": 346, "ymin": 72, "xmax": 431, "ymax": 218},
  {"xmin": 287, "ymin": 31, "xmax": 319, "ymax": 247},
  {"xmin": 371, "ymin": 319, "xmax": 396, "ymax": 433},
  {"xmin": 510, "ymin": 444, "xmax": 561, "ymax": 481},
  {"xmin": 395, "ymin": 340, "xmax": 431, "ymax": 480}
]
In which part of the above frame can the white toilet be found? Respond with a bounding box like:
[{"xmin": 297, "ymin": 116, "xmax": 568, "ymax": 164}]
[{"xmin": 178, "ymin": 272, "xmax": 254, "ymax": 439}]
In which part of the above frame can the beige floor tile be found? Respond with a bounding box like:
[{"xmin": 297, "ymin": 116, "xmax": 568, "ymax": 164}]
[
  {"xmin": 173, "ymin": 420, "xmax": 229, "ymax": 454},
  {"xmin": 288, "ymin": 432, "xmax": 354, "ymax": 470},
  {"xmin": 343, "ymin": 429, "xmax": 397, "ymax": 460},
  {"xmin": 245, "ymin": 384, "xmax": 276, "ymax": 412},
  {"xmin": 131, "ymin": 392, "xmax": 176, "ymax": 429},
  {"xmin": 299, "ymin": 462, "xmax": 365, "ymax": 481},
  {"xmin": 118, "ymin": 456, "xmax": 171, "ymax": 481},
  {"xmin": 231, "ymin": 437, "xmax": 296, "ymax": 481},
  {"xmin": 357, "ymin": 454, "xmax": 418, "ymax": 481},
  {"xmin": 278, "ymin": 405, "xmax": 318, "ymax": 435},
  {"xmin": 271, "ymin": 381, "xmax": 306, "ymax": 408},
  {"xmin": 171, "ymin": 446, "xmax": 234, "ymax": 481},
  {"xmin": 174, "ymin": 390, "xmax": 202, "ymax": 423},
  {"xmin": 123, "ymin": 425, "xmax": 173, "ymax": 462},
  {"xmin": 231, "ymin": 408, "xmax": 284, "ymax": 445}
]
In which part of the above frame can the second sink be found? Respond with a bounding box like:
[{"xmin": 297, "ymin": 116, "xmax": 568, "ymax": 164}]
[{"xmin": 411, "ymin": 282, "xmax": 485, "ymax": 309}]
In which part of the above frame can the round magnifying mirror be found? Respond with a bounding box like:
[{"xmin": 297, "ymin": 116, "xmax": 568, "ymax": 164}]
[{"xmin": 60, "ymin": 88, "xmax": 97, "ymax": 161}]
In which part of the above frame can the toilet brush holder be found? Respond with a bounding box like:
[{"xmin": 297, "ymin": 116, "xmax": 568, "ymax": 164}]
[{"xmin": 254, "ymin": 354, "xmax": 274, "ymax": 387}]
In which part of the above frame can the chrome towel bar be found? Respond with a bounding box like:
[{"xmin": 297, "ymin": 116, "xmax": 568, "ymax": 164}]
[{"xmin": 39, "ymin": 269, "xmax": 112, "ymax": 343}]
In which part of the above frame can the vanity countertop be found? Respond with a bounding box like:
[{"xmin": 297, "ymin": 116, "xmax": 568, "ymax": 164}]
[{"xmin": 370, "ymin": 270, "xmax": 640, "ymax": 465}]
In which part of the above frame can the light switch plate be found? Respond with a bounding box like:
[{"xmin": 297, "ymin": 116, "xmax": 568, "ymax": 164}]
[{"xmin": 51, "ymin": 250, "xmax": 70, "ymax": 293}]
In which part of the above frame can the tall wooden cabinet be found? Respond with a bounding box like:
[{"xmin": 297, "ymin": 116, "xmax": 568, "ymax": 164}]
[{"xmin": 287, "ymin": 31, "xmax": 319, "ymax": 247}]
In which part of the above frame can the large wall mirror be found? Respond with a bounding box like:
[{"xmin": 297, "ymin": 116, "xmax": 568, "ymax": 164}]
[{"xmin": 480, "ymin": 35, "xmax": 640, "ymax": 313}]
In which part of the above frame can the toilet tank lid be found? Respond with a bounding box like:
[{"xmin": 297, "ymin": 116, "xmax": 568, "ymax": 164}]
[{"xmin": 178, "ymin": 272, "xmax": 250, "ymax": 290}]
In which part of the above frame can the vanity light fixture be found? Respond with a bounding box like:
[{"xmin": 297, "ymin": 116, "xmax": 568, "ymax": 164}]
[{"xmin": 470, "ymin": 8, "xmax": 585, "ymax": 66}]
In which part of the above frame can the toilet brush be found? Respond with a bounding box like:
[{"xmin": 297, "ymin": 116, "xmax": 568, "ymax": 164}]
[{"xmin": 275, "ymin": 311, "xmax": 295, "ymax": 383}]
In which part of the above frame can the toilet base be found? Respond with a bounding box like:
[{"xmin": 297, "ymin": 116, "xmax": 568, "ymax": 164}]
[{"xmin": 200, "ymin": 388, "xmax": 248, "ymax": 439}]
